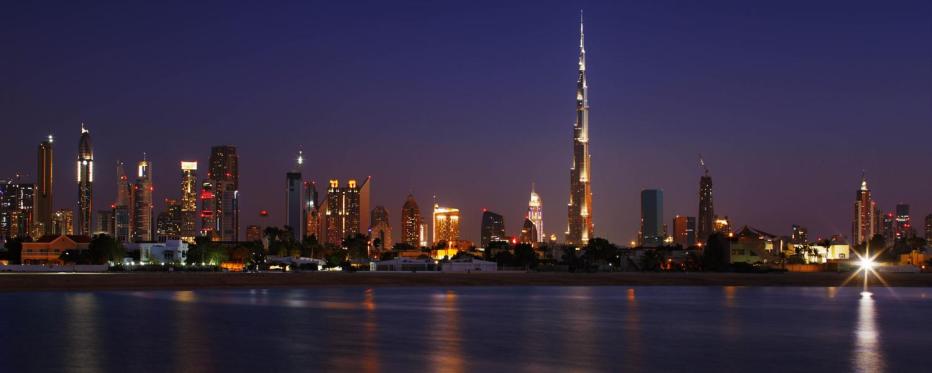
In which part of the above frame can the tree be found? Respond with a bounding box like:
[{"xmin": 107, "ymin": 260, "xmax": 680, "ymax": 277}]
[
  {"xmin": 2, "ymin": 236, "xmax": 30, "ymax": 264},
  {"xmin": 702, "ymin": 232, "xmax": 731, "ymax": 271},
  {"xmin": 513, "ymin": 243, "xmax": 538, "ymax": 269},
  {"xmin": 343, "ymin": 234, "xmax": 369, "ymax": 260},
  {"xmin": 87, "ymin": 234, "xmax": 125, "ymax": 265},
  {"xmin": 639, "ymin": 249, "xmax": 663, "ymax": 271}
]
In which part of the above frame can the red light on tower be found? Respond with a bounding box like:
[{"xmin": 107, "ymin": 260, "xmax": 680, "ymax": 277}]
[{"xmin": 259, "ymin": 210, "xmax": 269, "ymax": 217}]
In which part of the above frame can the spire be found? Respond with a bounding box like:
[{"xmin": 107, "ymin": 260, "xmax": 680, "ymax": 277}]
[
  {"xmin": 579, "ymin": 10, "xmax": 584, "ymax": 47},
  {"xmin": 578, "ymin": 10, "xmax": 586, "ymax": 71},
  {"xmin": 531, "ymin": 181, "xmax": 536, "ymax": 194},
  {"xmin": 860, "ymin": 171, "xmax": 868, "ymax": 191},
  {"xmin": 296, "ymin": 149, "xmax": 304, "ymax": 167},
  {"xmin": 80, "ymin": 122, "xmax": 88, "ymax": 134}
]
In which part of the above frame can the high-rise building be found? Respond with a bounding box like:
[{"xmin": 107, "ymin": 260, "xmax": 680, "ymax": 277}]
[
  {"xmin": 480, "ymin": 210, "xmax": 505, "ymax": 248},
  {"xmin": 894, "ymin": 203, "xmax": 912, "ymax": 240},
  {"xmin": 76, "ymin": 124, "xmax": 94, "ymax": 236},
  {"xmin": 35, "ymin": 134, "xmax": 54, "ymax": 236},
  {"xmin": 132, "ymin": 156, "xmax": 153, "ymax": 242},
  {"xmin": 321, "ymin": 178, "xmax": 369, "ymax": 246},
  {"xmin": 179, "ymin": 161, "xmax": 198, "ymax": 242},
  {"xmin": 697, "ymin": 165, "xmax": 714, "ymax": 244},
  {"xmin": 156, "ymin": 199, "xmax": 182, "ymax": 242},
  {"xmin": 401, "ymin": 194, "xmax": 422, "ymax": 247},
  {"xmin": 199, "ymin": 180, "xmax": 217, "ymax": 239},
  {"xmin": 369, "ymin": 206, "xmax": 392, "ymax": 251},
  {"xmin": 640, "ymin": 189, "xmax": 664, "ymax": 247},
  {"xmin": 852, "ymin": 175, "xmax": 878, "ymax": 246},
  {"xmin": 673, "ymin": 215, "xmax": 696, "ymax": 248},
  {"xmin": 113, "ymin": 205, "xmax": 130, "ymax": 243},
  {"xmin": 285, "ymin": 151, "xmax": 304, "ymax": 239},
  {"xmin": 528, "ymin": 183, "xmax": 543, "ymax": 243},
  {"xmin": 245, "ymin": 225, "xmax": 262, "ymax": 242},
  {"xmin": 520, "ymin": 218, "xmax": 538, "ymax": 245},
  {"xmin": 881, "ymin": 212, "xmax": 895, "ymax": 242},
  {"xmin": 0, "ymin": 179, "xmax": 35, "ymax": 239},
  {"xmin": 50, "ymin": 209, "xmax": 74, "ymax": 236},
  {"xmin": 791, "ymin": 224, "xmax": 808, "ymax": 244},
  {"xmin": 305, "ymin": 181, "xmax": 319, "ymax": 240},
  {"xmin": 94, "ymin": 210, "xmax": 114, "ymax": 236},
  {"xmin": 208, "ymin": 146, "xmax": 239, "ymax": 241},
  {"xmin": 925, "ymin": 214, "xmax": 932, "ymax": 242},
  {"xmin": 566, "ymin": 14, "xmax": 594, "ymax": 246},
  {"xmin": 432, "ymin": 203, "xmax": 460, "ymax": 246}
]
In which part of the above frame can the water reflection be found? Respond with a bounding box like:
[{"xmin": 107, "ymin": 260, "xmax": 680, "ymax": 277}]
[
  {"xmin": 854, "ymin": 292, "xmax": 885, "ymax": 373},
  {"xmin": 173, "ymin": 291, "xmax": 213, "ymax": 373},
  {"xmin": 429, "ymin": 290, "xmax": 463, "ymax": 373},
  {"xmin": 623, "ymin": 287, "xmax": 644, "ymax": 371},
  {"xmin": 361, "ymin": 288, "xmax": 381, "ymax": 373},
  {"xmin": 65, "ymin": 293, "xmax": 101, "ymax": 373}
]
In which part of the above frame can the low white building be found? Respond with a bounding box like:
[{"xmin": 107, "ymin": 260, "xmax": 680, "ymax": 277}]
[
  {"xmin": 371, "ymin": 258, "xmax": 436, "ymax": 272},
  {"xmin": 441, "ymin": 258, "xmax": 498, "ymax": 272},
  {"xmin": 126, "ymin": 240, "xmax": 189, "ymax": 264}
]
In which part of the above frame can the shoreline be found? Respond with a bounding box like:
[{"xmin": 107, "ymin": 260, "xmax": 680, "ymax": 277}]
[{"xmin": 0, "ymin": 272, "xmax": 930, "ymax": 292}]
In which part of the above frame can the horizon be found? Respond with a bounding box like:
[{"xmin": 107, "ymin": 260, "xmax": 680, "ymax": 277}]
[{"xmin": 2, "ymin": 1, "xmax": 931, "ymax": 243}]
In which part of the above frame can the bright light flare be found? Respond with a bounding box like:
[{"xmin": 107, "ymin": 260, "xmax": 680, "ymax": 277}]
[{"xmin": 858, "ymin": 257, "xmax": 875, "ymax": 271}]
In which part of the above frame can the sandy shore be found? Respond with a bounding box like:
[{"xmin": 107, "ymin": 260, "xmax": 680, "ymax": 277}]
[{"xmin": 0, "ymin": 271, "xmax": 930, "ymax": 292}]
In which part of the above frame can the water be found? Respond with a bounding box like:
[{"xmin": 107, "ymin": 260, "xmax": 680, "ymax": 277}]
[{"xmin": 0, "ymin": 286, "xmax": 928, "ymax": 372}]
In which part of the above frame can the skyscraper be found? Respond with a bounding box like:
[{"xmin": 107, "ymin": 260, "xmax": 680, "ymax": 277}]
[
  {"xmin": 285, "ymin": 151, "xmax": 304, "ymax": 239},
  {"xmin": 369, "ymin": 206, "xmax": 392, "ymax": 251},
  {"xmin": 199, "ymin": 180, "xmax": 217, "ymax": 240},
  {"xmin": 132, "ymin": 156, "xmax": 153, "ymax": 242},
  {"xmin": 35, "ymin": 134, "xmax": 54, "ymax": 236},
  {"xmin": 50, "ymin": 209, "xmax": 73, "ymax": 235},
  {"xmin": 520, "ymin": 218, "xmax": 538, "ymax": 245},
  {"xmin": 0, "ymin": 180, "xmax": 35, "ymax": 239},
  {"xmin": 77, "ymin": 124, "xmax": 94, "ymax": 236},
  {"xmin": 852, "ymin": 174, "xmax": 878, "ymax": 246},
  {"xmin": 480, "ymin": 210, "xmax": 505, "ymax": 248},
  {"xmin": 432, "ymin": 203, "xmax": 460, "ymax": 245},
  {"xmin": 925, "ymin": 214, "xmax": 932, "ymax": 242},
  {"xmin": 156, "ymin": 199, "xmax": 182, "ymax": 242},
  {"xmin": 94, "ymin": 210, "xmax": 114, "ymax": 236},
  {"xmin": 566, "ymin": 13, "xmax": 594, "ymax": 246},
  {"xmin": 113, "ymin": 161, "xmax": 132, "ymax": 243},
  {"xmin": 528, "ymin": 183, "xmax": 543, "ymax": 243},
  {"xmin": 894, "ymin": 203, "xmax": 912, "ymax": 240},
  {"xmin": 179, "ymin": 161, "xmax": 198, "ymax": 242},
  {"xmin": 640, "ymin": 189, "xmax": 664, "ymax": 247},
  {"xmin": 209, "ymin": 145, "xmax": 239, "ymax": 241},
  {"xmin": 401, "ymin": 194, "xmax": 422, "ymax": 247},
  {"xmin": 673, "ymin": 215, "xmax": 696, "ymax": 248},
  {"xmin": 321, "ymin": 178, "xmax": 369, "ymax": 246},
  {"xmin": 697, "ymin": 162, "xmax": 714, "ymax": 244},
  {"xmin": 305, "ymin": 181, "xmax": 319, "ymax": 240}
]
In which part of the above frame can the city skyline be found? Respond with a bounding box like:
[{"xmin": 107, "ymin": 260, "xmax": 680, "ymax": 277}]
[{"xmin": 2, "ymin": 1, "xmax": 930, "ymax": 244}]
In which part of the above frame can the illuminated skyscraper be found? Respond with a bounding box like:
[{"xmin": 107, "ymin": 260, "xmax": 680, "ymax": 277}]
[
  {"xmin": 76, "ymin": 124, "xmax": 94, "ymax": 236},
  {"xmin": 156, "ymin": 199, "xmax": 182, "ymax": 242},
  {"xmin": 199, "ymin": 180, "xmax": 217, "ymax": 239},
  {"xmin": 285, "ymin": 151, "xmax": 304, "ymax": 239},
  {"xmin": 113, "ymin": 162, "xmax": 132, "ymax": 243},
  {"xmin": 50, "ymin": 209, "xmax": 73, "ymax": 236},
  {"xmin": 697, "ymin": 161, "xmax": 714, "ymax": 244},
  {"xmin": 640, "ymin": 189, "xmax": 663, "ymax": 247},
  {"xmin": 179, "ymin": 161, "xmax": 198, "ymax": 242},
  {"xmin": 520, "ymin": 218, "xmax": 538, "ymax": 245},
  {"xmin": 132, "ymin": 156, "xmax": 153, "ymax": 242},
  {"xmin": 432, "ymin": 203, "xmax": 460, "ymax": 245},
  {"xmin": 369, "ymin": 206, "xmax": 392, "ymax": 250},
  {"xmin": 401, "ymin": 194, "xmax": 422, "ymax": 247},
  {"xmin": 894, "ymin": 203, "xmax": 912, "ymax": 240},
  {"xmin": 35, "ymin": 134, "xmax": 54, "ymax": 236},
  {"xmin": 852, "ymin": 174, "xmax": 878, "ymax": 246},
  {"xmin": 673, "ymin": 215, "xmax": 696, "ymax": 248},
  {"xmin": 0, "ymin": 179, "xmax": 35, "ymax": 239},
  {"xmin": 528, "ymin": 183, "xmax": 543, "ymax": 243},
  {"xmin": 566, "ymin": 14, "xmax": 594, "ymax": 246},
  {"xmin": 305, "ymin": 181, "xmax": 319, "ymax": 239},
  {"xmin": 209, "ymin": 145, "xmax": 239, "ymax": 241},
  {"xmin": 321, "ymin": 178, "xmax": 369, "ymax": 246},
  {"xmin": 480, "ymin": 210, "xmax": 505, "ymax": 248}
]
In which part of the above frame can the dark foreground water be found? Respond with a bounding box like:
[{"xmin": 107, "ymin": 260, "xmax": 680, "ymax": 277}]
[{"xmin": 0, "ymin": 286, "xmax": 928, "ymax": 372}]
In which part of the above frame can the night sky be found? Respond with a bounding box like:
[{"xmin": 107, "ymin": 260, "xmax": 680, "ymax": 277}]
[{"xmin": 2, "ymin": 1, "xmax": 930, "ymax": 244}]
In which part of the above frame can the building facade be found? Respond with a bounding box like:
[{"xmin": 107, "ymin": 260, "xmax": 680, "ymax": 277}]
[
  {"xmin": 528, "ymin": 184, "xmax": 543, "ymax": 243},
  {"xmin": 179, "ymin": 161, "xmax": 198, "ymax": 242},
  {"xmin": 321, "ymin": 178, "xmax": 369, "ymax": 246},
  {"xmin": 0, "ymin": 180, "xmax": 35, "ymax": 239},
  {"xmin": 697, "ymin": 170, "xmax": 714, "ymax": 244},
  {"xmin": 305, "ymin": 181, "xmax": 319, "ymax": 240},
  {"xmin": 852, "ymin": 175, "xmax": 878, "ymax": 246},
  {"xmin": 566, "ymin": 15, "xmax": 594, "ymax": 246},
  {"xmin": 132, "ymin": 157, "xmax": 153, "ymax": 242},
  {"xmin": 35, "ymin": 134, "xmax": 54, "ymax": 236},
  {"xmin": 640, "ymin": 189, "xmax": 664, "ymax": 247},
  {"xmin": 77, "ymin": 124, "xmax": 94, "ymax": 236},
  {"xmin": 369, "ymin": 206, "xmax": 392, "ymax": 251},
  {"xmin": 285, "ymin": 151, "xmax": 304, "ymax": 239},
  {"xmin": 208, "ymin": 145, "xmax": 239, "ymax": 241},
  {"xmin": 673, "ymin": 215, "xmax": 696, "ymax": 248},
  {"xmin": 401, "ymin": 194, "xmax": 423, "ymax": 247},
  {"xmin": 432, "ymin": 204, "xmax": 460, "ymax": 245},
  {"xmin": 49, "ymin": 209, "xmax": 74, "ymax": 236},
  {"xmin": 480, "ymin": 210, "xmax": 505, "ymax": 248}
]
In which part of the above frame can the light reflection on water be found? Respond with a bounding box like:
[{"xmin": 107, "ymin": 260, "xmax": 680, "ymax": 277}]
[{"xmin": 1, "ymin": 286, "xmax": 929, "ymax": 372}]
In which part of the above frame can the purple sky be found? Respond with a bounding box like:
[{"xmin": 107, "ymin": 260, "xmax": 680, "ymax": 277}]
[{"xmin": 2, "ymin": 1, "xmax": 931, "ymax": 243}]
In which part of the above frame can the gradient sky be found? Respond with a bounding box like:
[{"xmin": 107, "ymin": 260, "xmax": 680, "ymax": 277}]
[{"xmin": 2, "ymin": 0, "xmax": 931, "ymax": 244}]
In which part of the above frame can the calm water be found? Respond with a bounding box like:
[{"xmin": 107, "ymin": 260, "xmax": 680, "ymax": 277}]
[{"xmin": 0, "ymin": 286, "xmax": 928, "ymax": 372}]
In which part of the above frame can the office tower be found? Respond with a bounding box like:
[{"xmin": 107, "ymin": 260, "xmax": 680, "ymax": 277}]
[
  {"xmin": 401, "ymin": 194, "xmax": 422, "ymax": 247},
  {"xmin": 925, "ymin": 214, "xmax": 932, "ymax": 242},
  {"xmin": 0, "ymin": 180, "xmax": 36, "ymax": 239},
  {"xmin": 132, "ymin": 156, "xmax": 153, "ymax": 242},
  {"xmin": 520, "ymin": 218, "xmax": 538, "ymax": 245},
  {"xmin": 156, "ymin": 199, "xmax": 182, "ymax": 242},
  {"xmin": 894, "ymin": 203, "xmax": 912, "ymax": 240},
  {"xmin": 432, "ymin": 203, "xmax": 460, "ymax": 245},
  {"xmin": 697, "ymin": 166, "xmax": 714, "ymax": 244},
  {"xmin": 245, "ymin": 225, "xmax": 262, "ymax": 242},
  {"xmin": 369, "ymin": 206, "xmax": 392, "ymax": 250},
  {"xmin": 791, "ymin": 224, "xmax": 808, "ymax": 244},
  {"xmin": 480, "ymin": 210, "xmax": 505, "ymax": 247},
  {"xmin": 285, "ymin": 151, "xmax": 304, "ymax": 239},
  {"xmin": 640, "ymin": 189, "xmax": 663, "ymax": 247},
  {"xmin": 528, "ymin": 183, "xmax": 543, "ymax": 242},
  {"xmin": 35, "ymin": 134, "xmax": 54, "ymax": 235},
  {"xmin": 112, "ymin": 206, "xmax": 130, "ymax": 243},
  {"xmin": 94, "ymin": 210, "xmax": 114, "ymax": 236},
  {"xmin": 178, "ymin": 161, "xmax": 198, "ymax": 242},
  {"xmin": 881, "ymin": 212, "xmax": 895, "ymax": 242},
  {"xmin": 673, "ymin": 215, "xmax": 697, "ymax": 248},
  {"xmin": 50, "ymin": 209, "xmax": 74, "ymax": 235},
  {"xmin": 852, "ymin": 175, "xmax": 878, "ymax": 245},
  {"xmin": 76, "ymin": 124, "xmax": 94, "ymax": 236},
  {"xmin": 200, "ymin": 180, "xmax": 217, "ymax": 239},
  {"xmin": 566, "ymin": 14, "xmax": 594, "ymax": 246},
  {"xmin": 321, "ymin": 178, "xmax": 369, "ymax": 246},
  {"xmin": 209, "ymin": 145, "xmax": 239, "ymax": 241},
  {"xmin": 305, "ymin": 181, "xmax": 319, "ymax": 239}
]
